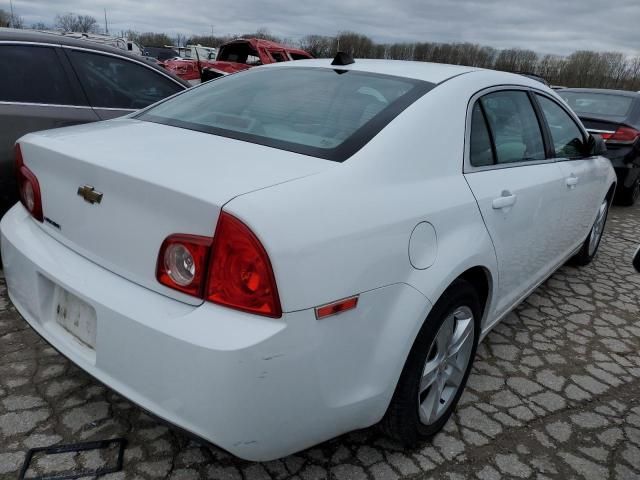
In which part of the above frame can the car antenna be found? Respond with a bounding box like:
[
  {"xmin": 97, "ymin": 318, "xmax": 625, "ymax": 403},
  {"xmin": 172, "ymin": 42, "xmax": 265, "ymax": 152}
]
[{"xmin": 331, "ymin": 51, "xmax": 355, "ymax": 66}]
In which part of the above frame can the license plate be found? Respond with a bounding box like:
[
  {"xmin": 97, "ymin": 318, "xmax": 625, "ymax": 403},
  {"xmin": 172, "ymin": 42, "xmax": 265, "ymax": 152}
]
[{"xmin": 55, "ymin": 289, "xmax": 97, "ymax": 349}]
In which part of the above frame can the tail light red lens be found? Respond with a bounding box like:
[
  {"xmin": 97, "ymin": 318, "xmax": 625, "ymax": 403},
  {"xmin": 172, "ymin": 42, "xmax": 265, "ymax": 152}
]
[
  {"xmin": 607, "ymin": 126, "xmax": 640, "ymax": 143},
  {"xmin": 157, "ymin": 212, "xmax": 282, "ymax": 318},
  {"xmin": 14, "ymin": 144, "xmax": 44, "ymax": 222},
  {"xmin": 156, "ymin": 234, "xmax": 212, "ymax": 297},
  {"xmin": 207, "ymin": 212, "xmax": 282, "ymax": 318}
]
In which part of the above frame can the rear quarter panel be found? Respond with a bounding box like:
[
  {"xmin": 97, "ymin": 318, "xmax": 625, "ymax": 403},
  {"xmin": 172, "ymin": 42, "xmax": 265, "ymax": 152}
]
[{"xmin": 225, "ymin": 76, "xmax": 500, "ymax": 329}]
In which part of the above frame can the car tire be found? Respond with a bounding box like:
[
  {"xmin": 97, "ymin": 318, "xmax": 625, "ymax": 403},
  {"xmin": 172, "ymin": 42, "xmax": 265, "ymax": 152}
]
[
  {"xmin": 571, "ymin": 196, "xmax": 610, "ymax": 266},
  {"xmin": 381, "ymin": 279, "xmax": 480, "ymax": 445},
  {"xmin": 616, "ymin": 177, "xmax": 639, "ymax": 206}
]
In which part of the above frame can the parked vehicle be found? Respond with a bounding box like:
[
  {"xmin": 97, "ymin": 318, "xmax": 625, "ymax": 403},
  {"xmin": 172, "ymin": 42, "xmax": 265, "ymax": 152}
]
[
  {"xmin": 0, "ymin": 57, "xmax": 616, "ymax": 461},
  {"xmin": 142, "ymin": 46, "xmax": 179, "ymax": 62},
  {"xmin": 558, "ymin": 88, "xmax": 640, "ymax": 205},
  {"xmin": 160, "ymin": 44, "xmax": 219, "ymax": 84},
  {"xmin": 43, "ymin": 30, "xmax": 144, "ymax": 56},
  {"xmin": 0, "ymin": 28, "xmax": 189, "ymax": 216},
  {"xmin": 200, "ymin": 38, "xmax": 313, "ymax": 80}
]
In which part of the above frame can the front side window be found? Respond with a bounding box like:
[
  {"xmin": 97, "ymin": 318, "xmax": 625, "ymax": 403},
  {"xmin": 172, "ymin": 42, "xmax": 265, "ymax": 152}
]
[
  {"xmin": 0, "ymin": 45, "xmax": 75, "ymax": 105},
  {"xmin": 138, "ymin": 67, "xmax": 433, "ymax": 161},
  {"xmin": 68, "ymin": 51, "xmax": 182, "ymax": 109},
  {"xmin": 536, "ymin": 94, "xmax": 585, "ymax": 159},
  {"xmin": 480, "ymin": 90, "xmax": 546, "ymax": 164}
]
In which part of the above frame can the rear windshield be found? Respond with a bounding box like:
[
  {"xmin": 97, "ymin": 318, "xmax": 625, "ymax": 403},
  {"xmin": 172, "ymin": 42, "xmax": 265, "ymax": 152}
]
[
  {"xmin": 138, "ymin": 67, "xmax": 433, "ymax": 161},
  {"xmin": 559, "ymin": 91, "xmax": 634, "ymax": 117}
]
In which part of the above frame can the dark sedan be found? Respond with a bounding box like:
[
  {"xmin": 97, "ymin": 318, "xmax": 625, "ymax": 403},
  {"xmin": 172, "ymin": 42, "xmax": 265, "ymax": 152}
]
[{"xmin": 558, "ymin": 88, "xmax": 640, "ymax": 205}]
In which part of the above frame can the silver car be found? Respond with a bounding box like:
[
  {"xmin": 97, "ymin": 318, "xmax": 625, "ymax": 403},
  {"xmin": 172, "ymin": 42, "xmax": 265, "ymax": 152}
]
[{"xmin": 0, "ymin": 28, "xmax": 188, "ymax": 215}]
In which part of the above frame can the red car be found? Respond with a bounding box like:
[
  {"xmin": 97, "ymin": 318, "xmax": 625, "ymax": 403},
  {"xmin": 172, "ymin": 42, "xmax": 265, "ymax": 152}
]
[{"xmin": 163, "ymin": 38, "xmax": 313, "ymax": 83}]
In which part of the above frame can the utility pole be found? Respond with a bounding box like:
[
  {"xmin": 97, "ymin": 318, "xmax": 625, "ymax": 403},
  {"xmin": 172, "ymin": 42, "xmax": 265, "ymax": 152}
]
[
  {"xmin": 104, "ymin": 8, "xmax": 109, "ymax": 35},
  {"xmin": 9, "ymin": 0, "xmax": 14, "ymax": 28}
]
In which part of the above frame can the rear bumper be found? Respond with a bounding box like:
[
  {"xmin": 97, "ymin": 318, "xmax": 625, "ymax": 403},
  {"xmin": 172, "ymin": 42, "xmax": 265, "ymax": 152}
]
[{"xmin": 0, "ymin": 204, "xmax": 431, "ymax": 460}]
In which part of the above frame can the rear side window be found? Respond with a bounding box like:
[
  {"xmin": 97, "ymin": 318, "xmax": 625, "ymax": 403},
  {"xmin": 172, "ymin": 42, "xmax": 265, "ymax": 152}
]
[
  {"xmin": 270, "ymin": 51, "xmax": 287, "ymax": 62},
  {"xmin": 0, "ymin": 45, "xmax": 75, "ymax": 105},
  {"xmin": 536, "ymin": 94, "xmax": 585, "ymax": 159},
  {"xmin": 469, "ymin": 103, "xmax": 494, "ymax": 167},
  {"xmin": 139, "ymin": 67, "xmax": 433, "ymax": 161},
  {"xmin": 218, "ymin": 43, "xmax": 262, "ymax": 65},
  {"xmin": 480, "ymin": 91, "xmax": 546, "ymax": 164},
  {"xmin": 68, "ymin": 50, "xmax": 182, "ymax": 109}
]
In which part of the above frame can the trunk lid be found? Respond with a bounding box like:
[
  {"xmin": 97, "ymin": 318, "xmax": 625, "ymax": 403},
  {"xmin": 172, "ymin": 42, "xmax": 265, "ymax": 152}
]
[{"xmin": 19, "ymin": 118, "xmax": 332, "ymax": 304}]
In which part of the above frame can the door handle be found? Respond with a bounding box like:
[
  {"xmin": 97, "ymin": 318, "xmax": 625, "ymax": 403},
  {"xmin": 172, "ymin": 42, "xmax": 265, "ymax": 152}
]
[
  {"xmin": 492, "ymin": 191, "xmax": 517, "ymax": 209},
  {"xmin": 566, "ymin": 175, "xmax": 579, "ymax": 188}
]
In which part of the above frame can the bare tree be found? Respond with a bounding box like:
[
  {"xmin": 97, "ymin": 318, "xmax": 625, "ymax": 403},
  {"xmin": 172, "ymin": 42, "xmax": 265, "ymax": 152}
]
[
  {"xmin": 0, "ymin": 8, "xmax": 23, "ymax": 28},
  {"xmin": 55, "ymin": 13, "xmax": 98, "ymax": 33},
  {"xmin": 73, "ymin": 23, "xmax": 640, "ymax": 89},
  {"xmin": 173, "ymin": 33, "xmax": 187, "ymax": 48},
  {"xmin": 31, "ymin": 21, "xmax": 49, "ymax": 30}
]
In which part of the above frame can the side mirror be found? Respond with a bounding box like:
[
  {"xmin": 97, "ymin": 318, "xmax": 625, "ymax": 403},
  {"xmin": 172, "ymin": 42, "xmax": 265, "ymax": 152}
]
[
  {"xmin": 586, "ymin": 133, "xmax": 607, "ymax": 156},
  {"xmin": 634, "ymin": 246, "xmax": 640, "ymax": 273}
]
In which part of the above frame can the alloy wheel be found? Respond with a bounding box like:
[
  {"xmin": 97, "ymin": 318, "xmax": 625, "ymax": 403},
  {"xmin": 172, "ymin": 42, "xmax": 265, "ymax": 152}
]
[{"xmin": 418, "ymin": 306, "xmax": 475, "ymax": 426}]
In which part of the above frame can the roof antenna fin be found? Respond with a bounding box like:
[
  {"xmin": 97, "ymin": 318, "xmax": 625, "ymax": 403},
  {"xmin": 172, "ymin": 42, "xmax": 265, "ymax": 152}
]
[{"xmin": 331, "ymin": 51, "xmax": 355, "ymax": 66}]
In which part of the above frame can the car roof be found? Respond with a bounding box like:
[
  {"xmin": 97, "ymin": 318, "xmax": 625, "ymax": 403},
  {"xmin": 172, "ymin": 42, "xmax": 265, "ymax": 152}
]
[
  {"xmin": 221, "ymin": 37, "xmax": 311, "ymax": 56},
  {"xmin": 0, "ymin": 27, "xmax": 190, "ymax": 87},
  {"xmin": 559, "ymin": 87, "xmax": 640, "ymax": 98},
  {"xmin": 260, "ymin": 58, "xmax": 480, "ymax": 84}
]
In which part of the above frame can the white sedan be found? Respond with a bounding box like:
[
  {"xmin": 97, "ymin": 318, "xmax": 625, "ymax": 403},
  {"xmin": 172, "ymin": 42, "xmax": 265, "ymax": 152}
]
[{"xmin": 0, "ymin": 57, "xmax": 615, "ymax": 461}]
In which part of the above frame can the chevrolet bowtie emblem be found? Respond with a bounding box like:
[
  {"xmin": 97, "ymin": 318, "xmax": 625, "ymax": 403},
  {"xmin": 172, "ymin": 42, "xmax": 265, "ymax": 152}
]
[{"xmin": 77, "ymin": 185, "xmax": 103, "ymax": 204}]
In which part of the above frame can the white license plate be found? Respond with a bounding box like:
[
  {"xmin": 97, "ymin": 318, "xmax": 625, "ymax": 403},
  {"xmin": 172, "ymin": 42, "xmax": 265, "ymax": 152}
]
[{"xmin": 55, "ymin": 289, "xmax": 97, "ymax": 349}]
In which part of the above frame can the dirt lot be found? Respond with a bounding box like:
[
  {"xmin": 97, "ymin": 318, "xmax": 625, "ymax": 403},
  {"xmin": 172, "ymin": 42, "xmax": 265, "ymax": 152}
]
[{"xmin": 1, "ymin": 204, "xmax": 639, "ymax": 479}]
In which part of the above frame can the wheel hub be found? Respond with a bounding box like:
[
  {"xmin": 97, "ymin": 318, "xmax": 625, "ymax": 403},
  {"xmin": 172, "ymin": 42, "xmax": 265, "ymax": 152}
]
[{"xmin": 418, "ymin": 306, "xmax": 475, "ymax": 426}]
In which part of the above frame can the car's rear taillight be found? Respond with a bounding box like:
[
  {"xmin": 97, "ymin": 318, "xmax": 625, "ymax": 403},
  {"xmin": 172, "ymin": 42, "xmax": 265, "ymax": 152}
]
[
  {"xmin": 14, "ymin": 144, "xmax": 43, "ymax": 222},
  {"xmin": 606, "ymin": 126, "xmax": 640, "ymax": 144},
  {"xmin": 207, "ymin": 212, "xmax": 282, "ymax": 318},
  {"xmin": 156, "ymin": 234, "xmax": 212, "ymax": 297},
  {"xmin": 156, "ymin": 212, "xmax": 282, "ymax": 318}
]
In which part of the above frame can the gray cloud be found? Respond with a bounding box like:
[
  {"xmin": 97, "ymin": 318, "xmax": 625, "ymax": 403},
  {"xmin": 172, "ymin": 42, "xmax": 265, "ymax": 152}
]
[{"xmin": 10, "ymin": 0, "xmax": 640, "ymax": 56}]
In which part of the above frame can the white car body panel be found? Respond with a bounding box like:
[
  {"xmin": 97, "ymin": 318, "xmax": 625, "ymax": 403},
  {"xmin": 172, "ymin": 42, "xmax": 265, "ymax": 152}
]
[
  {"xmin": 18, "ymin": 120, "xmax": 332, "ymax": 305},
  {"xmin": 464, "ymin": 163, "xmax": 567, "ymax": 317},
  {"xmin": 1, "ymin": 205, "xmax": 431, "ymax": 460},
  {"xmin": 0, "ymin": 60, "xmax": 617, "ymax": 460}
]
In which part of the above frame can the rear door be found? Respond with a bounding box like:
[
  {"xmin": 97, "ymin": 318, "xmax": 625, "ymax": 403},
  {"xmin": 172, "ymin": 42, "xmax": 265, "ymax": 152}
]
[
  {"xmin": 0, "ymin": 43, "xmax": 99, "ymax": 212},
  {"xmin": 533, "ymin": 93, "xmax": 605, "ymax": 250},
  {"xmin": 64, "ymin": 48, "xmax": 185, "ymax": 120},
  {"xmin": 463, "ymin": 88, "xmax": 566, "ymax": 316}
]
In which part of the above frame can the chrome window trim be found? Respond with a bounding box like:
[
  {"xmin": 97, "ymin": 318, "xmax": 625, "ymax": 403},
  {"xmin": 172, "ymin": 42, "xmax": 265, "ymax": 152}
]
[
  {"xmin": 0, "ymin": 100, "xmax": 93, "ymax": 109},
  {"xmin": 586, "ymin": 128, "xmax": 616, "ymax": 135},
  {"xmin": 463, "ymin": 84, "xmax": 556, "ymax": 174},
  {"xmin": 0, "ymin": 101, "xmax": 135, "ymax": 112}
]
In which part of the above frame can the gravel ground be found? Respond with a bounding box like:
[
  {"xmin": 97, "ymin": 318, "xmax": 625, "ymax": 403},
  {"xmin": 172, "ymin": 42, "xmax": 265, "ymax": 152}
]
[{"xmin": 1, "ymin": 204, "xmax": 639, "ymax": 480}]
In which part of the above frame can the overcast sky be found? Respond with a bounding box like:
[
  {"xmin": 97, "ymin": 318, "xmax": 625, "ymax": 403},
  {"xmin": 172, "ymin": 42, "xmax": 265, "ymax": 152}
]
[{"xmin": 9, "ymin": 0, "xmax": 640, "ymax": 56}]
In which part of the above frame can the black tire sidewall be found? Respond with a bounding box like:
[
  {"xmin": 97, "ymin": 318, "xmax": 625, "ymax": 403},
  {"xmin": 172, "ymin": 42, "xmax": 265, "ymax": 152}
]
[{"xmin": 385, "ymin": 279, "xmax": 481, "ymax": 442}]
